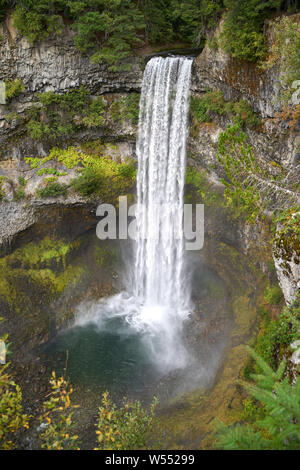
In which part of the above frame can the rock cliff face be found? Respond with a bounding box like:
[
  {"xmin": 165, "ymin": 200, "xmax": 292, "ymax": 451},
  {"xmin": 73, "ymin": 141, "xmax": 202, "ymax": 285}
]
[
  {"xmin": 188, "ymin": 23, "xmax": 299, "ymax": 304},
  {"xmin": 0, "ymin": 16, "xmax": 299, "ymax": 302},
  {"xmin": 0, "ymin": 18, "xmax": 140, "ymax": 249},
  {"xmin": 0, "ymin": 17, "xmax": 143, "ymax": 95},
  {"xmin": 0, "ymin": 16, "xmax": 142, "ymax": 162},
  {"xmin": 190, "ymin": 41, "xmax": 299, "ymax": 170}
]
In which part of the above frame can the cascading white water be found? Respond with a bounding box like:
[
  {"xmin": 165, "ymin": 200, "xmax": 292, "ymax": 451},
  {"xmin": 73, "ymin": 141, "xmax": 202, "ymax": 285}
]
[
  {"xmin": 75, "ymin": 56, "xmax": 193, "ymax": 372},
  {"xmin": 135, "ymin": 56, "xmax": 192, "ymax": 312},
  {"xmin": 130, "ymin": 57, "xmax": 193, "ymax": 361}
]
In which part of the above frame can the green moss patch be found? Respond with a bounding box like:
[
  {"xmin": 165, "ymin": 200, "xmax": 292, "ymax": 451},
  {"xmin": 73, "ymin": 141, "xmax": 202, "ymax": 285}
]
[{"xmin": 0, "ymin": 237, "xmax": 83, "ymax": 313}]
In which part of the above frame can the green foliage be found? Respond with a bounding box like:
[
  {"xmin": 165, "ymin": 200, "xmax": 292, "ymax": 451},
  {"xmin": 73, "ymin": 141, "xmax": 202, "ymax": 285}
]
[
  {"xmin": 0, "ymin": 237, "xmax": 83, "ymax": 313},
  {"xmin": 0, "ymin": 0, "xmax": 10, "ymax": 22},
  {"xmin": 263, "ymin": 16, "xmax": 300, "ymax": 102},
  {"xmin": 25, "ymin": 87, "xmax": 107, "ymax": 142},
  {"xmin": 8, "ymin": 0, "xmax": 224, "ymax": 68},
  {"xmin": 82, "ymin": 97, "xmax": 106, "ymax": 128},
  {"xmin": 71, "ymin": 154, "xmax": 136, "ymax": 201},
  {"xmin": 25, "ymin": 88, "xmax": 141, "ymax": 142},
  {"xmin": 0, "ymin": 358, "xmax": 161, "ymax": 450},
  {"xmin": 73, "ymin": 1, "xmax": 145, "ymax": 70},
  {"xmin": 25, "ymin": 145, "xmax": 136, "ymax": 200},
  {"xmin": 185, "ymin": 166, "xmax": 224, "ymax": 208},
  {"xmin": 12, "ymin": 1, "xmax": 64, "ymax": 43},
  {"xmin": 207, "ymin": 37, "xmax": 219, "ymax": 50},
  {"xmin": 0, "ymin": 319, "xmax": 29, "ymax": 450},
  {"xmin": 190, "ymin": 90, "xmax": 225, "ymax": 123},
  {"xmin": 36, "ymin": 168, "xmax": 67, "ymax": 176},
  {"xmin": 224, "ymin": 99, "xmax": 261, "ymax": 128},
  {"xmin": 26, "ymin": 146, "xmax": 82, "ymax": 170},
  {"xmin": 37, "ymin": 181, "xmax": 68, "ymax": 198},
  {"xmin": 220, "ymin": 0, "xmax": 282, "ymax": 62},
  {"xmin": 39, "ymin": 372, "xmax": 79, "ymax": 450},
  {"xmin": 263, "ymin": 284, "xmax": 283, "ymax": 305},
  {"xmin": 241, "ymin": 397, "xmax": 266, "ymax": 423},
  {"xmin": 13, "ymin": 176, "xmax": 27, "ymax": 201},
  {"xmin": 143, "ymin": 0, "xmax": 174, "ymax": 44},
  {"xmin": 191, "ymin": 90, "xmax": 260, "ymax": 128},
  {"xmin": 110, "ymin": 93, "xmax": 140, "ymax": 125},
  {"xmin": 3, "ymin": 0, "xmax": 298, "ymax": 69},
  {"xmin": 217, "ymin": 123, "xmax": 264, "ymax": 222},
  {"xmin": 0, "ymin": 363, "xmax": 30, "ymax": 449},
  {"xmin": 95, "ymin": 391, "xmax": 159, "ymax": 450},
  {"xmin": 4, "ymin": 79, "xmax": 25, "ymax": 102},
  {"xmin": 216, "ymin": 123, "xmax": 296, "ymax": 222},
  {"xmin": 216, "ymin": 348, "xmax": 300, "ymax": 450},
  {"xmin": 95, "ymin": 245, "xmax": 117, "ymax": 267},
  {"xmin": 167, "ymin": 0, "xmax": 224, "ymax": 46},
  {"xmin": 251, "ymin": 295, "xmax": 300, "ymax": 371},
  {"xmin": 274, "ymin": 205, "xmax": 300, "ymax": 245},
  {"xmin": 0, "ymin": 176, "xmax": 5, "ymax": 200},
  {"xmin": 3, "ymin": 237, "xmax": 80, "ymax": 270},
  {"xmin": 13, "ymin": 187, "xmax": 25, "ymax": 201}
]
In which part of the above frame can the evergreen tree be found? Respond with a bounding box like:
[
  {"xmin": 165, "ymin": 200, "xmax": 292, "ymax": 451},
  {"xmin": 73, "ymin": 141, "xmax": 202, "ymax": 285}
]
[
  {"xmin": 217, "ymin": 348, "xmax": 300, "ymax": 450},
  {"xmin": 73, "ymin": 1, "xmax": 145, "ymax": 70},
  {"xmin": 220, "ymin": 0, "xmax": 282, "ymax": 62},
  {"xmin": 143, "ymin": 0, "xmax": 173, "ymax": 43}
]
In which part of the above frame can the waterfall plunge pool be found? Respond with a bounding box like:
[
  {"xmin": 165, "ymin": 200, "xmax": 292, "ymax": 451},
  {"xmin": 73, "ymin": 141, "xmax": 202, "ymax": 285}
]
[{"xmin": 39, "ymin": 233, "xmax": 232, "ymax": 408}]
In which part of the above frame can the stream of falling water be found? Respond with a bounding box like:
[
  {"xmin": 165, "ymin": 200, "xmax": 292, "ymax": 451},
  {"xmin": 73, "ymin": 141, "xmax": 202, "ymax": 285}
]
[{"xmin": 76, "ymin": 56, "xmax": 194, "ymax": 372}]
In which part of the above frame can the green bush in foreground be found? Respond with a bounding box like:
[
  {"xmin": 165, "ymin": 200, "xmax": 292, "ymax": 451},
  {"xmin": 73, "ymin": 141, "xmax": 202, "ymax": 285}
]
[
  {"xmin": 39, "ymin": 372, "xmax": 79, "ymax": 450},
  {"xmin": 216, "ymin": 348, "xmax": 300, "ymax": 450},
  {"xmin": 0, "ymin": 321, "xmax": 29, "ymax": 450},
  {"xmin": 0, "ymin": 355, "xmax": 160, "ymax": 450},
  {"xmin": 0, "ymin": 363, "xmax": 30, "ymax": 450},
  {"xmin": 95, "ymin": 392, "xmax": 159, "ymax": 450}
]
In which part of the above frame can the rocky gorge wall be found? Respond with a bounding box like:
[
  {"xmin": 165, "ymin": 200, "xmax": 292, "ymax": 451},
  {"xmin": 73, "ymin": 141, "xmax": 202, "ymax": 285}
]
[
  {"xmin": 187, "ymin": 18, "xmax": 299, "ymax": 304},
  {"xmin": 0, "ymin": 16, "xmax": 142, "ymax": 157},
  {"xmin": 0, "ymin": 14, "xmax": 299, "ymax": 305}
]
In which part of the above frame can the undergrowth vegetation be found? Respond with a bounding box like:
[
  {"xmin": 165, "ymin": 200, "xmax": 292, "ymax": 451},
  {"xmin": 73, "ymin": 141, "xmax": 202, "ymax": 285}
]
[
  {"xmin": 26, "ymin": 87, "xmax": 100, "ymax": 141},
  {"xmin": 0, "ymin": 338, "xmax": 160, "ymax": 450},
  {"xmin": 95, "ymin": 392, "xmax": 159, "ymax": 450},
  {"xmin": 217, "ymin": 345, "xmax": 300, "ymax": 449},
  {"xmin": 216, "ymin": 124, "xmax": 299, "ymax": 222},
  {"xmin": 0, "ymin": 237, "xmax": 83, "ymax": 314},
  {"xmin": 0, "ymin": 176, "xmax": 6, "ymax": 200},
  {"xmin": 24, "ymin": 88, "xmax": 139, "ymax": 143},
  {"xmin": 262, "ymin": 15, "xmax": 300, "ymax": 103},
  {"xmin": 4, "ymin": 79, "xmax": 25, "ymax": 102},
  {"xmin": 217, "ymin": 293, "xmax": 300, "ymax": 450},
  {"xmin": 25, "ymin": 145, "xmax": 136, "ymax": 201},
  {"xmin": 110, "ymin": 93, "xmax": 140, "ymax": 126},
  {"xmin": 190, "ymin": 89, "xmax": 260, "ymax": 130},
  {"xmin": 0, "ymin": 321, "xmax": 29, "ymax": 450}
]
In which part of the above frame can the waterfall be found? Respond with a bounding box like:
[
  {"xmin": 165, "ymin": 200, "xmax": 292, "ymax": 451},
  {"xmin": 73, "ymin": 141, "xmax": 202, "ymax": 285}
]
[
  {"xmin": 75, "ymin": 56, "xmax": 193, "ymax": 372},
  {"xmin": 135, "ymin": 57, "xmax": 192, "ymax": 310},
  {"xmin": 129, "ymin": 57, "xmax": 193, "ymax": 369}
]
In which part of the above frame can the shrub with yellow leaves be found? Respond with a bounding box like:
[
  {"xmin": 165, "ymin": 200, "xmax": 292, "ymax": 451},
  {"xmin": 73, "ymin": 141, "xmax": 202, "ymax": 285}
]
[
  {"xmin": 95, "ymin": 391, "xmax": 159, "ymax": 450},
  {"xmin": 0, "ymin": 320, "xmax": 29, "ymax": 450},
  {"xmin": 39, "ymin": 372, "xmax": 80, "ymax": 450}
]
